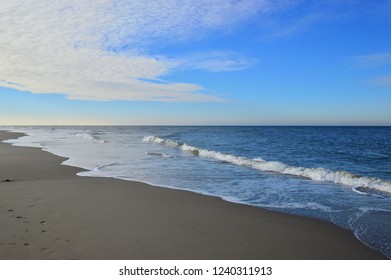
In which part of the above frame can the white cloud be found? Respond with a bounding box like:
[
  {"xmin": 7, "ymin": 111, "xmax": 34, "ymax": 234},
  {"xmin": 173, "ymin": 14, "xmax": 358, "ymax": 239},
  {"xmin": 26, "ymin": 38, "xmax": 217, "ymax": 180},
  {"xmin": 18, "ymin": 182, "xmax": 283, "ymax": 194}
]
[
  {"xmin": 351, "ymin": 52, "xmax": 391, "ymax": 88},
  {"xmin": 266, "ymin": 12, "xmax": 327, "ymax": 38},
  {"xmin": 172, "ymin": 51, "xmax": 257, "ymax": 72},
  {"xmin": 0, "ymin": 0, "xmax": 270, "ymax": 102},
  {"xmin": 352, "ymin": 52, "xmax": 391, "ymax": 68},
  {"xmin": 3, "ymin": 1, "xmax": 371, "ymax": 102},
  {"xmin": 258, "ymin": 0, "xmax": 391, "ymax": 39}
]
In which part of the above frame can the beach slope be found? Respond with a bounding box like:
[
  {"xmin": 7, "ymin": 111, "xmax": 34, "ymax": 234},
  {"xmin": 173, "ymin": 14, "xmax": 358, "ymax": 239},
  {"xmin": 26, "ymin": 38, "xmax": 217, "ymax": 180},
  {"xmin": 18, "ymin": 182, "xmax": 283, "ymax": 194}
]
[{"xmin": 0, "ymin": 131, "xmax": 385, "ymax": 259}]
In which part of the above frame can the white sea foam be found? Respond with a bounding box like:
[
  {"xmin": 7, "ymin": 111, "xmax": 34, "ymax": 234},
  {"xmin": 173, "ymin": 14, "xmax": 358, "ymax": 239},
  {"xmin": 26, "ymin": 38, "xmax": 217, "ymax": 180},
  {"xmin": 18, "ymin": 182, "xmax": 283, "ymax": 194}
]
[
  {"xmin": 143, "ymin": 135, "xmax": 391, "ymax": 194},
  {"xmin": 75, "ymin": 132, "xmax": 106, "ymax": 143},
  {"xmin": 143, "ymin": 135, "xmax": 178, "ymax": 147},
  {"xmin": 75, "ymin": 132, "xmax": 95, "ymax": 141},
  {"xmin": 146, "ymin": 151, "xmax": 172, "ymax": 158}
]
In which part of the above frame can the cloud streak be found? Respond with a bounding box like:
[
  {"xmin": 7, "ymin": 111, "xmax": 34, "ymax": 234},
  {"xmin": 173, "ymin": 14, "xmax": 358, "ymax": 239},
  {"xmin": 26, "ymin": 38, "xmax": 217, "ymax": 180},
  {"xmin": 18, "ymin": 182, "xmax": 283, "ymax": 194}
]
[
  {"xmin": 0, "ymin": 0, "xmax": 271, "ymax": 102},
  {"xmin": 351, "ymin": 51, "xmax": 391, "ymax": 87},
  {"xmin": 172, "ymin": 52, "xmax": 257, "ymax": 73},
  {"xmin": 372, "ymin": 76, "xmax": 391, "ymax": 86},
  {"xmin": 352, "ymin": 52, "xmax": 391, "ymax": 68}
]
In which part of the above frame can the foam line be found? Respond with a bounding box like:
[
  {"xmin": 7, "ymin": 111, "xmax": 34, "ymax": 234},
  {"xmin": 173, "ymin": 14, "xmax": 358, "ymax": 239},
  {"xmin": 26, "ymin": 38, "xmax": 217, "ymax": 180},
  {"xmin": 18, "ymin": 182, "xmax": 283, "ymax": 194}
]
[{"xmin": 143, "ymin": 135, "xmax": 391, "ymax": 194}]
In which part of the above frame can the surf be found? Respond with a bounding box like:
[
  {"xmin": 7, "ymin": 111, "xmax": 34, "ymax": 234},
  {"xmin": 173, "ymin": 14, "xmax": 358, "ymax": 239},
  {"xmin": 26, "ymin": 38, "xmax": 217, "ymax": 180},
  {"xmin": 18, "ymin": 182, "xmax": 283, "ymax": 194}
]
[{"xmin": 143, "ymin": 135, "xmax": 391, "ymax": 195}]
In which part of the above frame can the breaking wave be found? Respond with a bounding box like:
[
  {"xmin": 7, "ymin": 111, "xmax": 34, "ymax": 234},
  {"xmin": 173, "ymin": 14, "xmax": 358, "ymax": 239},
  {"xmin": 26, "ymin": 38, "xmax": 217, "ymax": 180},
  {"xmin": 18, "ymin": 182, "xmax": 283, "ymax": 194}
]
[
  {"xmin": 75, "ymin": 132, "xmax": 106, "ymax": 143},
  {"xmin": 143, "ymin": 135, "xmax": 391, "ymax": 195}
]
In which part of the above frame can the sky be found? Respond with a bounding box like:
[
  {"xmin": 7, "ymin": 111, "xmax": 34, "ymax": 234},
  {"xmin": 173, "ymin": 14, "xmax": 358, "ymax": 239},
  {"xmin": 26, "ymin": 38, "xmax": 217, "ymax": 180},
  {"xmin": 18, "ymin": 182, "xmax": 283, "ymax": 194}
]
[{"xmin": 0, "ymin": 0, "xmax": 391, "ymax": 125}]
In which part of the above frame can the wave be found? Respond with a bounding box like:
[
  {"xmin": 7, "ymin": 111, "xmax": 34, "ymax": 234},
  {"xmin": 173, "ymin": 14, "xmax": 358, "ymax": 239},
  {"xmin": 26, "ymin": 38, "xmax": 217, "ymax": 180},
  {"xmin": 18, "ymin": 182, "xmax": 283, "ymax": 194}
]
[
  {"xmin": 143, "ymin": 135, "xmax": 391, "ymax": 195},
  {"xmin": 75, "ymin": 132, "xmax": 106, "ymax": 143},
  {"xmin": 75, "ymin": 132, "xmax": 95, "ymax": 141}
]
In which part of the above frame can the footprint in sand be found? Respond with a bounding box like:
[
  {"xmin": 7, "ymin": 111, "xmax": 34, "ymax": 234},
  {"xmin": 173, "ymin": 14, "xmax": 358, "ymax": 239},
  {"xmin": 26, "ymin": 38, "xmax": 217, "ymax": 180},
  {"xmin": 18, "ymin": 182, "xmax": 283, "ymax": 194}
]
[
  {"xmin": 40, "ymin": 221, "xmax": 48, "ymax": 235},
  {"xmin": 1, "ymin": 179, "xmax": 14, "ymax": 182}
]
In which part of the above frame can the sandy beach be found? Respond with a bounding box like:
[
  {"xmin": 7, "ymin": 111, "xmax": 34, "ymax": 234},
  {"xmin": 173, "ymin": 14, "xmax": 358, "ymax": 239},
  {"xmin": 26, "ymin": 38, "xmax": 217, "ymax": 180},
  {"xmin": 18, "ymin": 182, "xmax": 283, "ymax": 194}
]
[{"xmin": 0, "ymin": 131, "xmax": 385, "ymax": 260}]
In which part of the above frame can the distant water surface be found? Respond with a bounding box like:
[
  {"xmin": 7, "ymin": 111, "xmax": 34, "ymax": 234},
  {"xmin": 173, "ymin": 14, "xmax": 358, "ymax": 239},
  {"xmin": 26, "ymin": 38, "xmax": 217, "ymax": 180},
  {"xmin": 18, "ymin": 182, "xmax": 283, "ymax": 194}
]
[{"xmin": 2, "ymin": 126, "xmax": 391, "ymax": 258}]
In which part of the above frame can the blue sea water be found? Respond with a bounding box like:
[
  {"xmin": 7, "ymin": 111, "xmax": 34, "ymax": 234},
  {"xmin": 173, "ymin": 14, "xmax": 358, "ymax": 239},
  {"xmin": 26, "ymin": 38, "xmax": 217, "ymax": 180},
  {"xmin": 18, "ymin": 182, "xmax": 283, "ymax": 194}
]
[{"xmin": 2, "ymin": 126, "xmax": 391, "ymax": 258}]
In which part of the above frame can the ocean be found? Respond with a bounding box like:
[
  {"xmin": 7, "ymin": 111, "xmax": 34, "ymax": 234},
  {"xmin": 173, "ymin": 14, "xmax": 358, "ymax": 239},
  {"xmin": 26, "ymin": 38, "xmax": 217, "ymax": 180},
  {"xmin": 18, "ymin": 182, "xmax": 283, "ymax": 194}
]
[{"xmin": 2, "ymin": 126, "xmax": 391, "ymax": 258}]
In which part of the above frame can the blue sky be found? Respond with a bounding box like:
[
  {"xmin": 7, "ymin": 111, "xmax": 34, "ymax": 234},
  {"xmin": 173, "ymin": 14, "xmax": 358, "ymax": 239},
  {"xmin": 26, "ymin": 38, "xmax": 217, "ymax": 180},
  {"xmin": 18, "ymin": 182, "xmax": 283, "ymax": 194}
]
[{"xmin": 0, "ymin": 0, "xmax": 390, "ymax": 125}]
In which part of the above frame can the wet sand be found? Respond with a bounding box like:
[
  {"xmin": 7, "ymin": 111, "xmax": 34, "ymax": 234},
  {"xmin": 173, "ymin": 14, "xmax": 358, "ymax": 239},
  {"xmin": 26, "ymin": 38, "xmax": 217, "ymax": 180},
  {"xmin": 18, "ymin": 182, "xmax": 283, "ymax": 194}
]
[{"xmin": 0, "ymin": 131, "xmax": 385, "ymax": 259}]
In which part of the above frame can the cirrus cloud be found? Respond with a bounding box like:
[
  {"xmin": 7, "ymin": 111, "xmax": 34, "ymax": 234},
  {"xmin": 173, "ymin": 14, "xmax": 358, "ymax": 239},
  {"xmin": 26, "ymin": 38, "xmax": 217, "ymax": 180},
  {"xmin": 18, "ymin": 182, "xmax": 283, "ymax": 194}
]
[
  {"xmin": 352, "ymin": 52, "xmax": 391, "ymax": 68},
  {"xmin": 172, "ymin": 51, "xmax": 257, "ymax": 73},
  {"xmin": 0, "ymin": 0, "xmax": 271, "ymax": 102},
  {"xmin": 372, "ymin": 76, "xmax": 391, "ymax": 87},
  {"xmin": 351, "ymin": 51, "xmax": 391, "ymax": 88}
]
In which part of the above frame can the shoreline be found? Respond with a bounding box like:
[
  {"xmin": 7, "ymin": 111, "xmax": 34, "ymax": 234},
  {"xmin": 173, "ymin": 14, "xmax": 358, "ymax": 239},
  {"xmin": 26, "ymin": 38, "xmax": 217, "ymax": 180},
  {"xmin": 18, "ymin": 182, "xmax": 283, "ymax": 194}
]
[{"xmin": 0, "ymin": 131, "xmax": 386, "ymax": 259}]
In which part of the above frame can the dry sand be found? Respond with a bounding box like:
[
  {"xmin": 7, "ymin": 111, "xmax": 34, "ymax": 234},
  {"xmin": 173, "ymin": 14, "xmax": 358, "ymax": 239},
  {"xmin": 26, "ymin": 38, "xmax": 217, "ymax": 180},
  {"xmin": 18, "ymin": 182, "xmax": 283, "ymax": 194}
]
[{"xmin": 0, "ymin": 131, "xmax": 386, "ymax": 259}]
